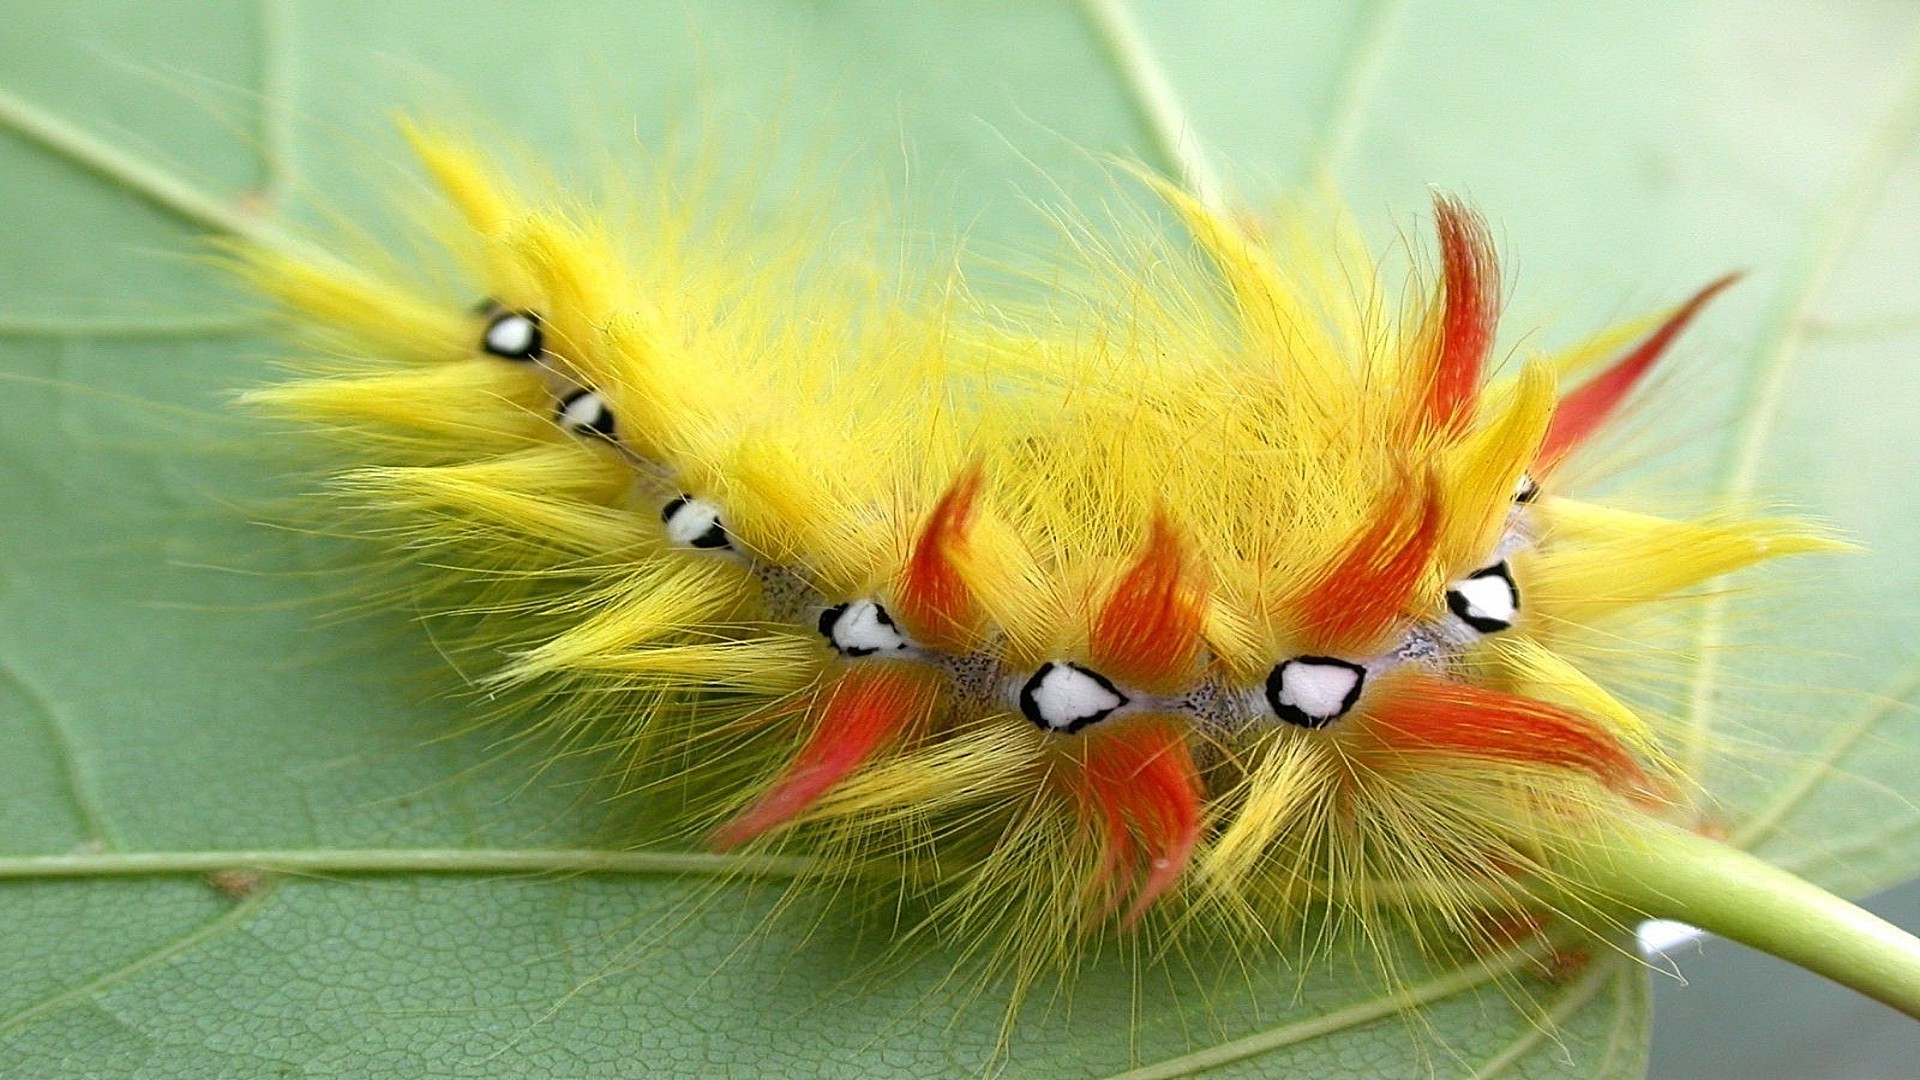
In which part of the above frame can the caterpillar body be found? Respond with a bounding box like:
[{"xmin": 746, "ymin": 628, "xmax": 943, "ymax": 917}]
[{"xmin": 234, "ymin": 126, "xmax": 1834, "ymax": 1001}]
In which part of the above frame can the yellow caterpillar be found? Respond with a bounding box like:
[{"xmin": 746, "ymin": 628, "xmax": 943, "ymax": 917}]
[{"xmin": 233, "ymin": 124, "xmax": 1840, "ymax": 1010}]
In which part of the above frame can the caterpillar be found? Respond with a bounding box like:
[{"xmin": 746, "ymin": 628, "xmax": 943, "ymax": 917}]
[
  {"xmin": 3, "ymin": 4, "xmax": 1920, "ymax": 1068},
  {"xmin": 230, "ymin": 120, "xmax": 1841, "ymax": 1022}
]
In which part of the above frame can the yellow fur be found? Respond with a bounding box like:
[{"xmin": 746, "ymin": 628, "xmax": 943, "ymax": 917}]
[{"xmin": 234, "ymin": 126, "xmax": 1840, "ymax": 1014}]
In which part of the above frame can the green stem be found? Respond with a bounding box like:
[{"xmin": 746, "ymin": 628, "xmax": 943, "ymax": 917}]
[{"xmin": 1559, "ymin": 817, "xmax": 1920, "ymax": 1020}]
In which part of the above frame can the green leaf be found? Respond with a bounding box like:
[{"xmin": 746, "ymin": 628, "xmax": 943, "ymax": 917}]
[{"xmin": 1, "ymin": 2, "xmax": 1915, "ymax": 1075}]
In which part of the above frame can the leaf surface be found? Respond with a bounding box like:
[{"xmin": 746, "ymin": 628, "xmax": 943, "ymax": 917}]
[{"xmin": 1, "ymin": 2, "xmax": 1916, "ymax": 1076}]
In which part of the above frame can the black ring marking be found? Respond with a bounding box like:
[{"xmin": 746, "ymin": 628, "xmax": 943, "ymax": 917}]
[{"xmin": 816, "ymin": 603, "xmax": 848, "ymax": 644}]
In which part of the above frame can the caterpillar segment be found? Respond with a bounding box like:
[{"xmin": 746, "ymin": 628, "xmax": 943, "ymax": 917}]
[{"xmin": 238, "ymin": 129, "xmax": 1843, "ymax": 973}]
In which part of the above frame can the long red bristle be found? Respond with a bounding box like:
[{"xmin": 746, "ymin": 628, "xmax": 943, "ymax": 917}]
[
  {"xmin": 1298, "ymin": 476, "xmax": 1442, "ymax": 655},
  {"xmin": 712, "ymin": 665, "xmax": 938, "ymax": 849},
  {"xmin": 1419, "ymin": 197, "xmax": 1501, "ymax": 436},
  {"xmin": 1068, "ymin": 719, "xmax": 1203, "ymax": 924},
  {"xmin": 1538, "ymin": 273, "xmax": 1741, "ymax": 466},
  {"xmin": 1090, "ymin": 517, "xmax": 1205, "ymax": 690},
  {"xmin": 1363, "ymin": 672, "xmax": 1645, "ymax": 791},
  {"xmin": 894, "ymin": 465, "xmax": 985, "ymax": 651}
]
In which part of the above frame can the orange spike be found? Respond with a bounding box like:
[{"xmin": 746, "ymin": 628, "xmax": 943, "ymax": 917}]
[
  {"xmin": 1418, "ymin": 197, "xmax": 1502, "ymax": 436},
  {"xmin": 1090, "ymin": 517, "xmax": 1205, "ymax": 690},
  {"xmin": 1538, "ymin": 273, "xmax": 1741, "ymax": 467},
  {"xmin": 893, "ymin": 466, "xmax": 985, "ymax": 651},
  {"xmin": 1363, "ymin": 672, "xmax": 1646, "ymax": 791},
  {"xmin": 712, "ymin": 665, "xmax": 938, "ymax": 850},
  {"xmin": 1297, "ymin": 476, "xmax": 1443, "ymax": 655},
  {"xmin": 1065, "ymin": 719, "xmax": 1203, "ymax": 925}
]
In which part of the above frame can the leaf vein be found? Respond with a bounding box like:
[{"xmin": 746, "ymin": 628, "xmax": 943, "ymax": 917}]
[
  {"xmin": 1306, "ymin": 0, "xmax": 1409, "ymax": 184},
  {"xmin": 0, "ymin": 883, "xmax": 276, "ymax": 1037},
  {"xmin": 1096, "ymin": 941, "xmax": 1554, "ymax": 1080},
  {"xmin": 1734, "ymin": 657, "xmax": 1920, "ymax": 850},
  {"xmin": 0, "ymin": 656, "xmax": 117, "ymax": 850},
  {"xmin": 1462, "ymin": 959, "xmax": 1617, "ymax": 1080},
  {"xmin": 1681, "ymin": 32, "xmax": 1920, "ymax": 778},
  {"xmin": 1076, "ymin": 0, "xmax": 1229, "ymax": 214}
]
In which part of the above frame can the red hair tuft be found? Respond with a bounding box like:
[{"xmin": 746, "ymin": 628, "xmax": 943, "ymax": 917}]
[
  {"xmin": 894, "ymin": 465, "xmax": 986, "ymax": 650},
  {"xmin": 1090, "ymin": 517, "xmax": 1206, "ymax": 690},
  {"xmin": 1297, "ymin": 475, "xmax": 1443, "ymax": 655},
  {"xmin": 1363, "ymin": 672, "xmax": 1647, "ymax": 792},
  {"xmin": 713, "ymin": 665, "xmax": 939, "ymax": 849},
  {"xmin": 1416, "ymin": 197, "xmax": 1502, "ymax": 437},
  {"xmin": 1064, "ymin": 718, "xmax": 1204, "ymax": 925},
  {"xmin": 1538, "ymin": 273, "xmax": 1741, "ymax": 467}
]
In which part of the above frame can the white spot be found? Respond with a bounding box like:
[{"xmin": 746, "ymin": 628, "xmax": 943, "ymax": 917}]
[
  {"xmin": 556, "ymin": 390, "xmax": 614, "ymax": 438},
  {"xmin": 662, "ymin": 495, "xmax": 729, "ymax": 550},
  {"xmin": 1638, "ymin": 920, "xmax": 1704, "ymax": 955},
  {"xmin": 1265, "ymin": 656, "xmax": 1366, "ymax": 727},
  {"xmin": 1020, "ymin": 662, "xmax": 1127, "ymax": 734},
  {"xmin": 483, "ymin": 312, "xmax": 540, "ymax": 359},
  {"xmin": 1279, "ymin": 660, "xmax": 1362, "ymax": 719},
  {"xmin": 819, "ymin": 600, "xmax": 911, "ymax": 658},
  {"xmin": 1447, "ymin": 562, "xmax": 1518, "ymax": 634}
]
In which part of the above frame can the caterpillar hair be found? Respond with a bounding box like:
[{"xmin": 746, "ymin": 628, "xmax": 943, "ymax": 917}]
[{"xmin": 230, "ymin": 125, "xmax": 1845, "ymax": 1020}]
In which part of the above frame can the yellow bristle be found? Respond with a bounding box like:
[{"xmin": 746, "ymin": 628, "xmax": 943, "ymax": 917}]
[
  {"xmin": 1435, "ymin": 362, "xmax": 1555, "ymax": 571},
  {"xmin": 241, "ymin": 361, "xmax": 550, "ymax": 447},
  {"xmin": 399, "ymin": 122, "xmax": 520, "ymax": 241},
  {"xmin": 560, "ymin": 635, "xmax": 823, "ymax": 696},
  {"xmin": 1490, "ymin": 634, "xmax": 1667, "ymax": 761},
  {"xmin": 1530, "ymin": 499, "xmax": 1848, "ymax": 624},
  {"xmin": 492, "ymin": 562, "xmax": 757, "ymax": 684},
  {"xmin": 226, "ymin": 118, "xmax": 1858, "ymax": 1037},
  {"xmin": 233, "ymin": 248, "xmax": 471, "ymax": 362}
]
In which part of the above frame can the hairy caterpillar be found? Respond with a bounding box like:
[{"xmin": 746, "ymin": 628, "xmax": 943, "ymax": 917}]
[
  {"xmin": 6, "ymin": 5, "xmax": 1920, "ymax": 1076},
  {"xmin": 231, "ymin": 121, "xmax": 1843, "ymax": 1022}
]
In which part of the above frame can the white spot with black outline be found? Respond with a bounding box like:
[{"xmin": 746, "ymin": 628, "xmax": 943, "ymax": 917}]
[
  {"xmin": 556, "ymin": 389, "xmax": 615, "ymax": 439},
  {"xmin": 1019, "ymin": 662, "xmax": 1129, "ymax": 734},
  {"xmin": 482, "ymin": 310, "xmax": 543, "ymax": 361},
  {"xmin": 661, "ymin": 495, "xmax": 730, "ymax": 550},
  {"xmin": 1265, "ymin": 656, "xmax": 1367, "ymax": 728},
  {"xmin": 1447, "ymin": 561, "xmax": 1519, "ymax": 634},
  {"xmin": 817, "ymin": 600, "xmax": 912, "ymax": 658}
]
